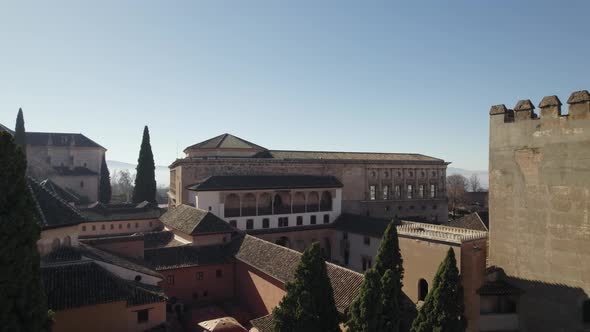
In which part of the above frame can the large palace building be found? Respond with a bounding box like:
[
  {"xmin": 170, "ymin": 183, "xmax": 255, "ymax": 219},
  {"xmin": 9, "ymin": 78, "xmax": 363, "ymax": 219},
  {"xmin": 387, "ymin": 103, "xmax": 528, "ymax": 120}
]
[{"xmin": 169, "ymin": 133, "xmax": 449, "ymax": 223}]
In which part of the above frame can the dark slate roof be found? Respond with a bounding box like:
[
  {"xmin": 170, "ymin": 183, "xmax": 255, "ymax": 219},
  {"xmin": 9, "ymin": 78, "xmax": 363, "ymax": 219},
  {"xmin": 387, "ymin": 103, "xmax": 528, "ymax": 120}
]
[
  {"xmin": 26, "ymin": 132, "xmax": 105, "ymax": 149},
  {"xmin": 250, "ymin": 315, "xmax": 274, "ymax": 332},
  {"xmin": 143, "ymin": 231, "xmax": 175, "ymax": 249},
  {"xmin": 447, "ymin": 212, "xmax": 489, "ymax": 231},
  {"xmin": 80, "ymin": 234, "xmax": 145, "ymax": 246},
  {"xmin": 144, "ymin": 244, "xmax": 232, "ymax": 270},
  {"xmin": 42, "ymin": 262, "xmax": 164, "ymax": 311},
  {"xmin": 79, "ymin": 201, "xmax": 162, "ymax": 222},
  {"xmin": 187, "ymin": 175, "xmax": 343, "ymax": 191},
  {"xmin": 184, "ymin": 133, "xmax": 266, "ymax": 152},
  {"xmin": 41, "ymin": 246, "xmax": 83, "ymax": 264},
  {"xmin": 159, "ymin": 204, "xmax": 234, "ymax": 235},
  {"xmin": 332, "ymin": 213, "xmax": 393, "ymax": 238},
  {"xmin": 477, "ymin": 280, "xmax": 523, "ymax": 296},
  {"xmin": 53, "ymin": 166, "xmax": 98, "ymax": 176},
  {"xmin": 28, "ymin": 177, "xmax": 86, "ymax": 229},
  {"xmin": 246, "ymin": 223, "xmax": 334, "ymax": 236},
  {"xmin": 0, "ymin": 122, "xmax": 14, "ymax": 135},
  {"xmin": 40, "ymin": 179, "xmax": 82, "ymax": 204},
  {"xmin": 78, "ymin": 243, "xmax": 161, "ymax": 278},
  {"xmin": 266, "ymin": 150, "xmax": 444, "ymax": 162},
  {"xmin": 234, "ymin": 235, "xmax": 363, "ymax": 314}
]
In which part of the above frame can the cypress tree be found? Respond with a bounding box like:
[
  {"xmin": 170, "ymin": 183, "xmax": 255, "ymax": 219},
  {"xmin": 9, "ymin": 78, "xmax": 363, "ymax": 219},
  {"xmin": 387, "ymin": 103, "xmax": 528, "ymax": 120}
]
[
  {"xmin": 14, "ymin": 108, "xmax": 26, "ymax": 154},
  {"xmin": 345, "ymin": 268, "xmax": 383, "ymax": 332},
  {"xmin": 374, "ymin": 220, "xmax": 404, "ymax": 285},
  {"xmin": 411, "ymin": 248, "xmax": 466, "ymax": 332},
  {"xmin": 98, "ymin": 155, "xmax": 112, "ymax": 203},
  {"xmin": 0, "ymin": 132, "xmax": 51, "ymax": 331},
  {"xmin": 381, "ymin": 269, "xmax": 401, "ymax": 332},
  {"xmin": 272, "ymin": 242, "xmax": 340, "ymax": 332},
  {"xmin": 132, "ymin": 126, "xmax": 157, "ymax": 204}
]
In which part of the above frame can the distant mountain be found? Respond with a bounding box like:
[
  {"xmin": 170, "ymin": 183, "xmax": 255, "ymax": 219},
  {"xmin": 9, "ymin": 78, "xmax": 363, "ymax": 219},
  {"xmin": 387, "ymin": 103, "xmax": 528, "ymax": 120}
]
[
  {"xmin": 447, "ymin": 167, "xmax": 489, "ymax": 189},
  {"xmin": 107, "ymin": 160, "xmax": 169, "ymax": 188}
]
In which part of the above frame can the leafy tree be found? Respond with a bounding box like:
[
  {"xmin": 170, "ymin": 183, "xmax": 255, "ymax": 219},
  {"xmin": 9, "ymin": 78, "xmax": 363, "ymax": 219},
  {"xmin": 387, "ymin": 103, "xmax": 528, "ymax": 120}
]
[
  {"xmin": 345, "ymin": 268, "xmax": 383, "ymax": 332},
  {"xmin": 447, "ymin": 174, "xmax": 468, "ymax": 218},
  {"xmin": 14, "ymin": 108, "xmax": 26, "ymax": 154},
  {"xmin": 132, "ymin": 126, "xmax": 156, "ymax": 204},
  {"xmin": 381, "ymin": 269, "xmax": 400, "ymax": 332},
  {"xmin": 0, "ymin": 132, "xmax": 51, "ymax": 331},
  {"xmin": 411, "ymin": 248, "xmax": 466, "ymax": 332},
  {"xmin": 272, "ymin": 242, "xmax": 340, "ymax": 332},
  {"xmin": 98, "ymin": 155, "xmax": 112, "ymax": 203}
]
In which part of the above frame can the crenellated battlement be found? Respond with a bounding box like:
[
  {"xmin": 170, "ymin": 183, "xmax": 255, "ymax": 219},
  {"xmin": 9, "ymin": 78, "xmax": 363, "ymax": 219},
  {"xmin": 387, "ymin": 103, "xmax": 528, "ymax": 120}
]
[{"xmin": 489, "ymin": 90, "xmax": 590, "ymax": 123}]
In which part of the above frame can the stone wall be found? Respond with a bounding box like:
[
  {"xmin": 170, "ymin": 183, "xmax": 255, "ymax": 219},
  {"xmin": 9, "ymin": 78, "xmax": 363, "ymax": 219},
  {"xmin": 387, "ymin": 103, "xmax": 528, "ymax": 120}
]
[{"xmin": 489, "ymin": 90, "xmax": 590, "ymax": 331}]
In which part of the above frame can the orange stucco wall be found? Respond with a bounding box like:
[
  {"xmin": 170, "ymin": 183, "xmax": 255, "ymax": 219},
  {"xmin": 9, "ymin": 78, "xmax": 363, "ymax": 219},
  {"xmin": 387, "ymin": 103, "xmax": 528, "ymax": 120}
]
[
  {"xmin": 158, "ymin": 264, "xmax": 234, "ymax": 304},
  {"xmin": 235, "ymin": 260, "xmax": 286, "ymax": 318},
  {"xmin": 53, "ymin": 301, "xmax": 166, "ymax": 332}
]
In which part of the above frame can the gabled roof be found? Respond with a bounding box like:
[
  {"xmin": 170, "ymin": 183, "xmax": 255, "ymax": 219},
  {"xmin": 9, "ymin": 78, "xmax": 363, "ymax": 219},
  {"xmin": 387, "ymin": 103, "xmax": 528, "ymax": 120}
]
[
  {"xmin": 159, "ymin": 204, "xmax": 234, "ymax": 235},
  {"xmin": 79, "ymin": 201, "xmax": 162, "ymax": 222},
  {"xmin": 26, "ymin": 132, "xmax": 105, "ymax": 149},
  {"xmin": 53, "ymin": 166, "xmax": 98, "ymax": 176},
  {"xmin": 40, "ymin": 179, "xmax": 82, "ymax": 204},
  {"xmin": 41, "ymin": 261, "xmax": 164, "ymax": 311},
  {"xmin": 199, "ymin": 317, "xmax": 247, "ymax": 332},
  {"xmin": 78, "ymin": 243, "xmax": 161, "ymax": 278},
  {"xmin": 28, "ymin": 177, "xmax": 86, "ymax": 229},
  {"xmin": 184, "ymin": 133, "xmax": 266, "ymax": 152},
  {"xmin": 144, "ymin": 244, "xmax": 232, "ymax": 270},
  {"xmin": 234, "ymin": 235, "xmax": 363, "ymax": 314},
  {"xmin": 447, "ymin": 212, "xmax": 488, "ymax": 231},
  {"xmin": 187, "ymin": 175, "xmax": 343, "ymax": 192}
]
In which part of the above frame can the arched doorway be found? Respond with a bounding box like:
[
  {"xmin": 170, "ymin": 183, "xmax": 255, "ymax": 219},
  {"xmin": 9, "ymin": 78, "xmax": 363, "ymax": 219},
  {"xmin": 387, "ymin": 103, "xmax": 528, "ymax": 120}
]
[
  {"xmin": 320, "ymin": 191, "xmax": 332, "ymax": 211},
  {"xmin": 418, "ymin": 279, "xmax": 429, "ymax": 301},
  {"xmin": 224, "ymin": 194, "xmax": 240, "ymax": 217},
  {"xmin": 292, "ymin": 192, "xmax": 306, "ymax": 213},
  {"xmin": 273, "ymin": 192, "xmax": 291, "ymax": 214},
  {"xmin": 242, "ymin": 193, "xmax": 256, "ymax": 216},
  {"xmin": 258, "ymin": 193, "xmax": 272, "ymax": 215},
  {"xmin": 307, "ymin": 192, "xmax": 319, "ymax": 212}
]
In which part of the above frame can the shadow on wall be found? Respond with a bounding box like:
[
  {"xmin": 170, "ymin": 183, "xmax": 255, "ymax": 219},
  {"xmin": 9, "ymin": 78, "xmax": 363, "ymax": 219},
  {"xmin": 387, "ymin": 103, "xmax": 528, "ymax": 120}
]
[{"xmin": 506, "ymin": 276, "xmax": 589, "ymax": 332}]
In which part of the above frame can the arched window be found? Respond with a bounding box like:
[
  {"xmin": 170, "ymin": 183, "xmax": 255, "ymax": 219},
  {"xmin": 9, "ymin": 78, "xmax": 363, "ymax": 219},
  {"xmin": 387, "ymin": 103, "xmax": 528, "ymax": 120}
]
[
  {"xmin": 258, "ymin": 193, "xmax": 272, "ymax": 215},
  {"xmin": 224, "ymin": 194, "xmax": 240, "ymax": 217},
  {"xmin": 418, "ymin": 279, "xmax": 429, "ymax": 301},
  {"xmin": 63, "ymin": 236, "xmax": 71, "ymax": 247},
  {"xmin": 273, "ymin": 193, "xmax": 291, "ymax": 214},
  {"xmin": 307, "ymin": 192, "xmax": 319, "ymax": 212},
  {"xmin": 320, "ymin": 191, "xmax": 332, "ymax": 211},
  {"xmin": 242, "ymin": 193, "xmax": 256, "ymax": 216},
  {"xmin": 292, "ymin": 192, "xmax": 306, "ymax": 213}
]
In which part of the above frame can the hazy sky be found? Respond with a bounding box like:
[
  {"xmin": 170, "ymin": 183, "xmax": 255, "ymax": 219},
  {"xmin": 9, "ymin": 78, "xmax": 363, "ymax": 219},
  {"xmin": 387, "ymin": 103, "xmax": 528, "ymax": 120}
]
[{"xmin": 1, "ymin": 1, "xmax": 589, "ymax": 170}]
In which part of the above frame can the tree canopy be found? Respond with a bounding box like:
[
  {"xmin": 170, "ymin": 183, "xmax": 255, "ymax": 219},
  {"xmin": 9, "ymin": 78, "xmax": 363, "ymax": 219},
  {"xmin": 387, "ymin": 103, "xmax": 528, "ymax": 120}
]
[
  {"xmin": 345, "ymin": 268, "xmax": 383, "ymax": 332},
  {"xmin": 132, "ymin": 126, "xmax": 156, "ymax": 204},
  {"xmin": 14, "ymin": 108, "xmax": 26, "ymax": 155},
  {"xmin": 99, "ymin": 155, "xmax": 112, "ymax": 203}
]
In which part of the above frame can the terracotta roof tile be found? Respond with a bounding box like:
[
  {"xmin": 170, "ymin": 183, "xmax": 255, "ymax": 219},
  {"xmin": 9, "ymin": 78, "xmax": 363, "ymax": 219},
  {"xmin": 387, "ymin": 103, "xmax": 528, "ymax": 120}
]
[
  {"xmin": 159, "ymin": 204, "xmax": 234, "ymax": 235},
  {"xmin": 28, "ymin": 177, "xmax": 86, "ymax": 229},
  {"xmin": 447, "ymin": 212, "xmax": 488, "ymax": 231},
  {"xmin": 144, "ymin": 244, "xmax": 232, "ymax": 270}
]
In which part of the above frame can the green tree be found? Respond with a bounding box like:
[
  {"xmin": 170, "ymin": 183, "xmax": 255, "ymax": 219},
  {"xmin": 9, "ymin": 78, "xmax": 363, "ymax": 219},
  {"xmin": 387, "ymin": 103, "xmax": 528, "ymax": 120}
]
[
  {"xmin": 374, "ymin": 220, "xmax": 404, "ymax": 284},
  {"xmin": 345, "ymin": 268, "xmax": 383, "ymax": 332},
  {"xmin": 272, "ymin": 242, "xmax": 340, "ymax": 332},
  {"xmin": 411, "ymin": 248, "xmax": 466, "ymax": 332},
  {"xmin": 98, "ymin": 155, "xmax": 112, "ymax": 203},
  {"xmin": 0, "ymin": 132, "xmax": 51, "ymax": 331},
  {"xmin": 14, "ymin": 108, "xmax": 26, "ymax": 154},
  {"xmin": 132, "ymin": 126, "xmax": 156, "ymax": 204},
  {"xmin": 381, "ymin": 269, "xmax": 400, "ymax": 332}
]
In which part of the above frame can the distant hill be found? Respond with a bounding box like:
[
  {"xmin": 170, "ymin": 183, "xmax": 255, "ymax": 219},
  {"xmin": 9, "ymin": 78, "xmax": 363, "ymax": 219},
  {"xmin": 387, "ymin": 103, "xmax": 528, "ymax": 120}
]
[
  {"xmin": 447, "ymin": 167, "xmax": 489, "ymax": 189},
  {"xmin": 107, "ymin": 160, "xmax": 169, "ymax": 188}
]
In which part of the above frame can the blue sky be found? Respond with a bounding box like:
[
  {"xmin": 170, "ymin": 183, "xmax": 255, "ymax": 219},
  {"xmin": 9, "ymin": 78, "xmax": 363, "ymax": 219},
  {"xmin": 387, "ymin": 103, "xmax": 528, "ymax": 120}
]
[{"xmin": 1, "ymin": 1, "xmax": 589, "ymax": 170}]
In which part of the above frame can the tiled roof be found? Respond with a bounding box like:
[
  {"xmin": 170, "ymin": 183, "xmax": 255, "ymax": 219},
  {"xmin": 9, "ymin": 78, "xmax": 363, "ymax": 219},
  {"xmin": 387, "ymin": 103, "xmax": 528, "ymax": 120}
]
[
  {"xmin": 159, "ymin": 204, "xmax": 234, "ymax": 235},
  {"xmin": 42, "ymin": 262, "xmax": 164, "ymax": 311},
  {"xmin": 39, "ymin": 179, "xmax": 82, "ymax": 204},
  {"xmin": 80, "ymin": 234, "xmax": 145, "ymax": 246},
  {"xmin": 198, "ymin": 317, "xmax": 247, "ymax": 332},
  {"xmin": 247, "ymin": 223, "xmax": 334, "ymax": 236},
  {"xmin": 447, "ymin": 212, "xmax": 488, "ymax": 231},
  {"xmin": 0, "ymin": 122, "xmax": 14, "ymax": 135},
  {"xmin": 477, "ymin": 280, "xmax": 523, "ymax": 296},
  {"xmin": 187, "ymin": 175, "xmax": 343, "ymax": 192},
  {"xmin": 250, "ymin": 315, "xmax": 274, "ymax": 332},
  {"xmin": 79, "ymin": 201, "xmax": 162, "ymax": 222},
  {"xmin": 28, "ymin": 177, "xmax": 86, "ymax": 229},
  {"xmin": 184, "ymin": 133, "xmax": 266, "ymax": 152},
  {"xmin": 267, "ymin": 150, "xmax": 444, "ymax": 162},
  {"xmin": 53, "ymin": 166, "xmax": 98, "ymax": 176},
  {"xmin": 41, "ymin": 246, "xmax": 83, "ymax": 264},
  {"xmin": 26, "ymin": 132, "xmax": 104, "ymax": 149},
  {"xmin": 78, "ymin": 243, "xmax": 162, "ymax": 278},
  {"xmin": 234, "ymin": 235, "xmax": 363, "ymax": 314},
  {"xmin": 143, "ymin": 231, "xmax": 175, "ymax": 249},
  {"xmin": 333, "ymin": 213, "xmax": 392, "ymax": 238},
  {"xmin": 144, "ymin": 244, "xmax": 232, "ymax": 270}
]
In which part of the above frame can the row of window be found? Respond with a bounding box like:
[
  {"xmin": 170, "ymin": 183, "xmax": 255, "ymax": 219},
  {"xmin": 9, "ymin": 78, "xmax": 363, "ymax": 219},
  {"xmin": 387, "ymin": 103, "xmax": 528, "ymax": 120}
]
[
  {"xmin": 369, "ymin": 184, "xmax": 437, "ymax": 200},
  {"xmin": 229, "ymin": 214, "xmax": 331, "ymax": 230},
  {"xmin": 81, "ymin": 221, "xmax": 154, "ymax": 232},
  {"xmin": 369, "ymin": 170, "xmax": 442, "ymax": 179},
  {"xmin": 166, "ymin": 269, "xmax": 223, "ymax": 285}
]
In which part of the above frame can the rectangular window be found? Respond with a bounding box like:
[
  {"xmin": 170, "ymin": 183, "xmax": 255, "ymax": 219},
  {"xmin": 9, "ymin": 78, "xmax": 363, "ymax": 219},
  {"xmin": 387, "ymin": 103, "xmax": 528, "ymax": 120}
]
[
  {"xmin": 430, "ymin": 184, "xmax": 436, "ymax": 198},
  {"xmin": 196, "ymin": 272, "xmax": 204, "ymax": 280},
  {"xmin": 395, "ymin": 185, "xmax": 401, "ymax": 198},
  {"xmin": 166, "ymin": 275, "xmax": 174, "ymax": 285},
  {"xmin": 92, "ymin": 225, "xmax": 96, "ymax": 231},
  {"xmin": 278, "ymin": 217, "xmax": 289, "ymax": 227},
  {"xmin": 110, "ymin": 224, "xmax": 114, "ymax": 230},
  {"xmin": 135, "ymin": 222, "xmax": 139, "ymax": 228},
  {"xmin": 407, "ymin": 184, "xmax": 413, "ymax": 199},
  {"xmin": 119, "ymin": 224, "xmax": 122, "ymax": 229},
  {"xmin": 383, "ymin": 185, "xmax": 389, "ymax": 200},
  {"xmin": 344, "ymin": 250, "xmax": 349, "ymax": 265},
  {"xmin": 296, "ymin": 216, "xmax": 303, "ymax": 226},
  {"xmin": 262, "ymin": 218, "xmax": 270, "ymax": 229},
  {"xmin": 419, "ymin": 185, "xmax": 424, "ymax": 198},
  {"xmin": 82, "ymin": 226, "xmax": 86, "ymax": 232},
  {"xmin": 323, "ymin": 214, "xmax": 330, "ymax": 224},
  {"xmin": 364, "ymin": 236, "xmax": 370, "ymax": 246},
  {"xmin": 362, "ymin": 257, "xmax": 367, "ymax": 271},
  {"xmin": 343, "ymin": 232, "xmax": 348, "ymax": 240},
  {"xmin": 101, "ymin": 224, "xmax": 105, "ymax": 230},
  {"xmin": 246, "ymin": 219, "xmax": 254, "ymax": 230},
  {"xmin": 369, "ymin": 185, "xmax": 376, "ymax": 200},
  {"xmin": 216, "ymin": 269, "xmax": 222, "ymax": 278},
  {"xmin": 137, "ymin": 309, "xmax": 149, "ymax": 324},
  {"xmin": 229, "ymin": 220, "xmax": 237, "ymax": 228},
  {"xmin": 310, "ymin": 215, "xmax": 317, "ymax": 225}
]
